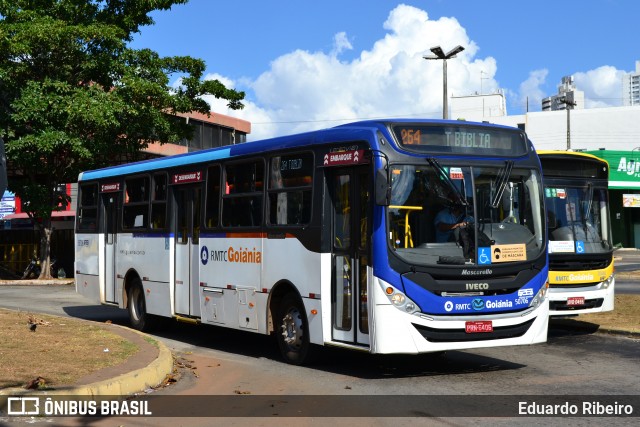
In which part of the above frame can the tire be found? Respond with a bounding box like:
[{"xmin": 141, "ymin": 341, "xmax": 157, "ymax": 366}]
[
  {"xmin": 276, "ymin": 294, "xmax": 312, "ymax": 365},
  {"xmin": 127, "ymin": 278, "xmax": 172, "ymax": 332},
  {"xmin": 127, "ymin": 280, "xmax": 150, "ymax": 331}
]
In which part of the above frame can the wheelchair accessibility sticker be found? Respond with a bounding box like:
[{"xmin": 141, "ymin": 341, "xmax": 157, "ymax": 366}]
[
  {"xmin": 478, "ymin": 247, "xmax": 492, "ymax": 265},
  {"xmin": 575, "ymin": 241, "xmax": 585, "ymax": 254}
]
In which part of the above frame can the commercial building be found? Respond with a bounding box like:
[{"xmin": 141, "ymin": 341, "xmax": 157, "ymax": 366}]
[
  {"xmin": 623, "ymin": 61, "xmax": 640, "ymax": 106},
  {"xmin": 541, "ymin": 75, "xmax": 585, "ymax": 111},
  {"xmin": 450, "ymin": 91, "xmax": 507, "ymax": 119}
]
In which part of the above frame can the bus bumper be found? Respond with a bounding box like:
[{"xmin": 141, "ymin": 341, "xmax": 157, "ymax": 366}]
[
  {"xmin": 548, "ymin": 276, "xmax": 615, "ymax": 316},
  {"xmin": 370, "ymin": 301, "xmax": 549, "ymax": 355}
]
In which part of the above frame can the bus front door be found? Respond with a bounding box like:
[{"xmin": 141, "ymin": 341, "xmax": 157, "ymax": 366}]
[
  {"xmin": 174, "ymin": 185, "xmax": 202, "ymax": 318},
  {"xmin": 330, "ymin": 167, "xmax": 371, "ymax": 346},
  {"xmin": 101, "ymin": 192, "xmax": 119, "ymax": 304}
]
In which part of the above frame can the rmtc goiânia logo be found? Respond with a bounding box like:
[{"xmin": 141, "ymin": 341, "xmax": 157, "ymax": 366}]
[{"xmin": 200, "ymin": 245, "xmax": 262, "ymax": 265}]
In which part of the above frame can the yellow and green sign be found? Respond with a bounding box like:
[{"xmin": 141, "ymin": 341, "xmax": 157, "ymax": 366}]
[{"xmin": 585, "ymin": 150, "xmax": 640, "ymax": 189}]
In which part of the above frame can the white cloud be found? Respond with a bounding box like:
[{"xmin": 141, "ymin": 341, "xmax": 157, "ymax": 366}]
[
  {"xmin": 200, "ymin": 4, "xmax": 502, "ymax": 141},
  {"xmin": 514, "ymin": 69, "xmax": 548, "ymax": 113},
  {"xmin": 573, "ymin": 66, "xmax": 626, "ymax": 108},
  {"xmin": 508, "ymin": 66, "xmax": 627, "ymax": 113},
  {"xmin": 331, "ymin": 32, "xmax": 353, "ymax": 57},
  {"xmin": 195, "ymin": 5, "xmax": 636, "ymax": 140}
]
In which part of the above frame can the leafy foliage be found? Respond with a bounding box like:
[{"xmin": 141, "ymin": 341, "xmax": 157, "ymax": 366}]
[{"xmin": 0, "ymin": 0, "xmax": 245, "ymax": 277}]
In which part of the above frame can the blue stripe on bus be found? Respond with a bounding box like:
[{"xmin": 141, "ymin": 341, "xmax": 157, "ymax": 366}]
[
  {"xmin": 77, "ymin": 125, "xmax": 380, "ymax": 182},
  {"xmin": 131, "ymin": 233, "xmax": 174, "ymax": 238},
  {"xmin": 200, "ymin": 232, "xmax": 229, "ymax": 238},
  {"xmin": 80, "ymin": 148, "xmax": 232, "ymax": 180},
  {"xmin": 77, "ymin": 119, "xmax": 526, "ymax": 183}
]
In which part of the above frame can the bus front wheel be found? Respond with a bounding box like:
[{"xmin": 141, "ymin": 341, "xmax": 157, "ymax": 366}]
[{"xmin": 276, "ymin": 294, "xmax": 311, "ymax": 365}]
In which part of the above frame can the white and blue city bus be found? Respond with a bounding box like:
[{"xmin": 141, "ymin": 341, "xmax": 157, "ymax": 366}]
[{"xmin": 75, "ymin": 119, "xmax": 549, "ymax": 365}]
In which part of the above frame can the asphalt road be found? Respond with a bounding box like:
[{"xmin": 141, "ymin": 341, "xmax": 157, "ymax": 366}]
[
  {"xmin": 613, "ymin": 249, "xmax": 640, "ymax": 294},
  {"xmin": 2, "ymin": 250, "xmax": 638, "ymax": 425},
  {"xmin": 1, "ymin": 284, "xmax": 639, "ymax": 426}
]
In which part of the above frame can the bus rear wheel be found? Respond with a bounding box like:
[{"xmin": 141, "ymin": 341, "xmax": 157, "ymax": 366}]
[
  {"xmin": 127, "ymin": 279, "xmax": 171, "ymax": 332},
  {"xmin": 276, "ymin": 294, "xmax": 311, "ymax": 365},
  {"xmin": 127, "ymin": 281, "xmax": 150, "ymax": 331}
]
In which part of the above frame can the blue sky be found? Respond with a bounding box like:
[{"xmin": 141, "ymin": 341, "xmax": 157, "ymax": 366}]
[{"xmin": 130, "ymin": 0, "xmax": 640, "ymax": 140}]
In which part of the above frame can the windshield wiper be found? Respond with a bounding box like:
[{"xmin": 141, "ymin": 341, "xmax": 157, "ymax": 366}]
[
  {"xmin": 491, "ymin": 160, "xmax": 514, "ymax": 208},
  {"xmin": 582, "ymin": 182, "xmax": 594, "ymax": 240},
  {"xmin": 584, "ymin": 182, "xmax": 593, "ymax": 222},
  {"xmin": 428, "ymin": 157, "xmax": 468, "ymax": 206}
]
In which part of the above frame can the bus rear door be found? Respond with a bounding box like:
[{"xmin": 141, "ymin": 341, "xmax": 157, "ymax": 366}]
[
  {"xmin": 101, "ymin": 190, "xmax": 120, "ymax": 304},
  {"xmin": 173, "ymin": 182, "xmax": 202, "ymax": 318}
]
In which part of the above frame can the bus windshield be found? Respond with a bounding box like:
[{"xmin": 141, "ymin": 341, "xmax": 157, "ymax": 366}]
[
  {"xmin": 387, "ymin": 162, "xmax": 545, "ymax": 266},
  {"xmin": 546, "ymin": 185, "xmax": 612, "ymax": 254}
]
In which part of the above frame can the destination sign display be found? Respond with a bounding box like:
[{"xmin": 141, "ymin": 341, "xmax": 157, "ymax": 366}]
[
  {"xmin": 100, "ymin": 183, "xmax": 120, "ymax": 193},
  {"xmin": 392, "ymin": 124, "xmax": 527, "ymax": 156},
  {"xmin": 323, "ymin": 149, "xmax": 365, "ymax": 166},
  {"xmin": 172, "ymin": 171, "xmax": 203, "ymax": 184}
]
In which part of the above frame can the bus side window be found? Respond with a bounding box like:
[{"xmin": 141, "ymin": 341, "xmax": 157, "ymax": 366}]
[
  {"xmin": 77, "ymin": 183, "xmax": 98, "ymax": 231},
  {"xmin": 151, "ymin": 173, "xmax": 167, "ymax": 229},
  {"xmin": 205, "ymin": 165, "xmax": 221, "ymax": 228},
  {"xmin": 267, "ymin": 153, "xmax": 313, "ymax": 226},
  {"xmin": 222, "ymin": 160, "xmax": 264, "ymax": 228},
  {"xmin": 123, "ymin": 176, "xmax": 150, "ymax": 230}
]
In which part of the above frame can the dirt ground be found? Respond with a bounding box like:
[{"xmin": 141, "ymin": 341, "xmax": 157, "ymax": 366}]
[{"xmin": 0, "ymin": 309, "xmax": 139, "ymax": 390}]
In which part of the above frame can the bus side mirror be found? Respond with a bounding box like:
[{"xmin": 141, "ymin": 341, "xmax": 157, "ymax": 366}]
[{"xmin": 375, "ymin": 169, "xmax": 390, "ymax": 206}]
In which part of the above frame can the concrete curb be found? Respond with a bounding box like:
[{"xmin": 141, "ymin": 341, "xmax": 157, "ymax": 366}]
[
  {"xmin": 594, "ymin": 326, "xmax": 640, "ymax": 337},
  {"xmin": 0, "ymin": 279, "xmax": 74, "ymax": 286},
  {"xmin": 57, "ymin": 325, "xmax": 174, "ymax": 397},
  {"xmin": 0, "ymin": 323, "xmax": 174, "ymax": 397}
]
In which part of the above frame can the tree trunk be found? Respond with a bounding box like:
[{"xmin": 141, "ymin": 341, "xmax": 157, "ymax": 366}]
[{"xmin": 37, "ymin": 221, "xmax": 53, "ymax": 280}]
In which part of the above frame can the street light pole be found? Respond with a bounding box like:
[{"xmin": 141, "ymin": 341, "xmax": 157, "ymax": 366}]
[
  {"xmin": 424, "ymin": 45, "xmax": 465, "ymax": 120},
  {"xmin": 559, "ymin": 97, "xmax": 578, "ymax": 150}
]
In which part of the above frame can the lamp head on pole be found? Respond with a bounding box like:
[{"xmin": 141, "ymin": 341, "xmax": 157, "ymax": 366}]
[
  {"xmin": 430, "ymin": 46, "xmax": 445, "ymax": 58},
  {"xmin": 423, "ymin": 45, "xmax": 465, "ymax": 60},
  {"xmin": 422, "ymin": 45, "xmax": 465, "ymax": 120}
]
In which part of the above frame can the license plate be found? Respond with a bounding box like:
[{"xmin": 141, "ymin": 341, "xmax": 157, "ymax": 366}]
[
  {"xmin": 567, "ymin": 297, "xmax": 585, "ymax": 306},
  {"xmin": 465, "ymin": 320, "xmax": 493, "ymax": 333}
]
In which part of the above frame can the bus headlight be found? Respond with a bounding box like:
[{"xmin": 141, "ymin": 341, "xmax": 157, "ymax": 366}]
[
  {"xmin": 384, "ymin": 286, "xmax": 420, "ymax": 314},
  {"xmin": 528, "ymin": 282, "xmax": 548, "ymax": 309},
  {"xmin": 391, "ymin": 293, "xmax": 405, "ymax": 305},
  {"xmin": 601, "ymin": 274, "xmax": 614, "ymax": 289}
]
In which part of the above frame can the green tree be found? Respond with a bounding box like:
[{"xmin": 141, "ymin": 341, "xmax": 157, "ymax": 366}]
[{"xmin": 0, "ymin": 0, "xmax": 244, "ymax": 279}]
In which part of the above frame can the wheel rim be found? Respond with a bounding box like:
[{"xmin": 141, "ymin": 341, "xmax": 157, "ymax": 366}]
[{"xmin": 281, "ymin": 306, "xmax": 304, "ymax": 351}]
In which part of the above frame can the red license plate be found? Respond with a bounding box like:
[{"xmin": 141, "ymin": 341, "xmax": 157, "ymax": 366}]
[
  {"xmin": 567, "ymin": 297, "xmax": 585, "ymax": 306},
  {"xmin": 465, "ymin": 320, "xmax": 493, "ymax": 333}
]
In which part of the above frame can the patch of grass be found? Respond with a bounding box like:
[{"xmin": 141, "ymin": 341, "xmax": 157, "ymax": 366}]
[
  {"xmin": 0, "ymin": 309, "xmax": 138, "ymax": 390},
  {"xmin": 144, "ymin": 336, "xmax": 159, "ymax": 348},
  {"xmin": 577, "ymin": 294, "xmax": 640, "ymax": 334}
]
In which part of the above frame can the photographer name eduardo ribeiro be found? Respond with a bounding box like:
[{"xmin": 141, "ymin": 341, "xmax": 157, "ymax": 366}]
[{"xmin": 519, "ymin": 400, "xmax": 634, "ymax": 416}]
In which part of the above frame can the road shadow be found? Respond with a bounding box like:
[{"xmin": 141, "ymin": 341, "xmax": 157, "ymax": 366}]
[
  {"xmin": 62, "ymin": 304, "xmax": 527, "ymax": 379},
  {"xmin": 548, "ymin": 317, "xmax": 600, "ymax": 336},
  {"xmin": 144, "ymin": 318, "xmax": 526, "ymax": 379},
  {"xmin": 307, "ymin": 346, "xmax": 526, "ymax": 379},
  {"xmin": 63, "ymin": 305, "xmax": 129, "ymax": 325}
]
